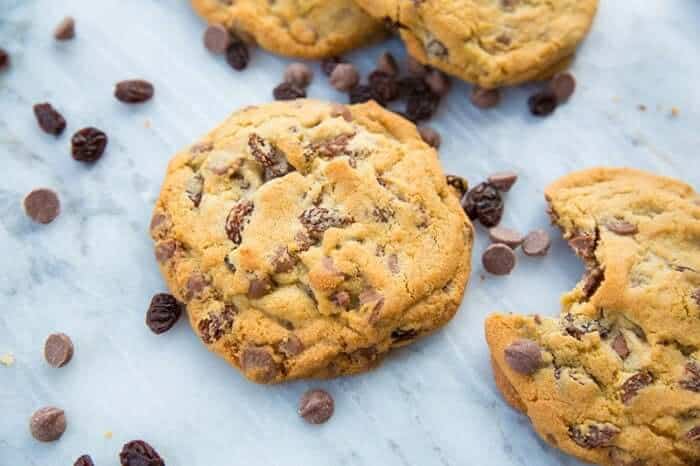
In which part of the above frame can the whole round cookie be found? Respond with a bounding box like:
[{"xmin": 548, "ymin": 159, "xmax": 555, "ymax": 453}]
[
  {"xmin": 485, "ymin": 168, "xmax": 700, "ymax": 465},
  {"xmin": 191, "ymin": 0, "xmax": 386, "ymax": 59},
  {"xmin": 355, "ymin": 0, "xmax": 598, "ymax": 88},
  {"xmin": 151, "ymin": 99, "xmax": 473, "ymax": 383}
]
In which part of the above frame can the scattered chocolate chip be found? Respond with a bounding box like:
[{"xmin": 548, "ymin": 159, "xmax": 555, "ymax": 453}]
[
  {"xmin": 482, "ymin": 243, "xmax": 516, "ymax": 275},
  {"xmin": 405, "ymin": 91, "xmax": 440, "ymax": 122},
  {"xmin": 74, "ymin": 455, "xmax": 94, "ymax": 466},
  {"xmin": 348, "ymin": 84, "xmax": 373, "ymax": 104},
  {"xmin": 44, "ymin": 333, "xmax": 74, "ymax": 368},
  {"xmin": 549, "ymin": 72, "xmax": 576, "ymax": 103},
  {"xmin": 273, "ymin": 82, "xmax": 306, "ymax": 100},
  {"xmin": 71, "ymin": 127, "xmax": 107, "ymax": 162},
  {"xmin": 279, "ymin": 334, "xmax": 304, "ymax": 357},
  {"xmin": 424, "ymin": 69, "xmax": 450, "ymax": 96},
  {"xmin": 248, "ymin": 277, "xmax": 273, "ymax": 299},
  {"xmin": 620, "ymin": 372, "xmax": 653, "ymax": 404},
  {"xmin": 203, "ymin": 24, "xmax": 231, "ymax": 54},
  {"xmin": 368, "ymin": 70, "xmax": 399, "ymax": 103},
  {"xmin": 569, "ymin": 423, "xmax": 619, "ymax": 449},
  {"xmin": 470, "ymin": 87, "xmax": 501, "ymax": 109},
  {"xmin": 321, "ymin": 56, "xmax": 343, "ymax": 76},
  {"xmin": 687, "ymin": 426, "xmax": 700, "ymax": 443},
  {"xmin": 299, "ymin": 206, "xmax": 352, "ymax": 239},
  {"xmin": 607, "ymin": 220, "xmax": 638, "ymax": 236},
  {"xmin": 417, "ymin": 126, "xmax": 441, "ymax": 148},
  {"xmin": 681, "ymin": 361, "xmax": 700, "ymax": 392},
  {"xmin": 461, "ymin": 182, "xmax": 503, "ymax": 227},
  {"xmin": 30, "ymin": 406, "xmax": 66, "ymax": 442},
  {"xmin": 298, "ymin": 389, "xmax": 334, "ymax": 424},
  {"xmin": 377, "ymin": 52, "xmax": 399, "ymax": 77},
  {"xmin": 198, "ymin": 305, "xmax": 236, "ymax": 344},
  {"xmin": 406, "ymin": 56, "xmax": 427, "ymax": 77},
  {"xmin": 54, "ymin": 17, "xmax": 75, "ymax": 41},
  {"xmin": 487, "ymin": 171, "xmax": 518, "ymax": 192},
  {"xmin": 581, "ymin": 267, "xmax": 604, "ymax": 298},
  {"xmin": 119, "ymin": 440, "xmax": 164, "ymax": 466},
  {"xmin": 272, "ymin": 247, "xmax": 296, "ymax": 273},
  {"xmin": 146, "ymin": 293, "xmax": 182, "ymax": 334},
  {"xmin": 522, "ymin": 229, "xmax": 551, "ymax": 256},
  {"xmin": 488, "ymin": 226, "xmax": 524, "ymax": 249},
  {"xmin": 504, "ymin": 339, "xmax": 542, "ymax": 375},
  {"xmin": 330, "ymin": 103, "xmax": 352, "ymax": 122},
  {"xmin": 284, "ymin": 62, "xmax": 313, "ymax": 88},
  {"xmin": 226, "ymin": 41, "xmax": 249, "ymax": 70},
  {"xmin": 240, "ymin": 346, "xmax": 278, "ymax": 382},
  {"xmin": 33, "ymin": 102, "xmax": 66, "ymax": 135},
  {"xmin": 611, "ymin": 333, "xmax": 630, "ymax": 359},
  {"xmin": 446, "ymin": 175, "xmax": 468, "ymax": 197},
  {"xmin": 225, "ymin": 200, "xmax": 254, "ymax": 244},
  {"xmin": 330, "ymin": 63, "xmax": 359, "ymax": 92},
  {"xmin": 114, "ymin": 79, "xmax": 154, "ymax": 104},
  {"xmin": 23, "ymin": 188, "xmax": 60, "ymax": 224},
  {"xmin": 0, "ymin": 48, "xmax": 9, "ymax": 70},
  {"xmin": 528, "ymin": 90, "xmax": 558, "ymax": 117}
]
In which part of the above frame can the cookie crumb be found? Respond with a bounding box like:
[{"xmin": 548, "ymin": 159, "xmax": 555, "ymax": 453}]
[
  {"xmin": 637, "ymin": 104, "xmax": 647, "ymax": 112},
  {"xmin": 104, "ymin": 431, "xmax": 113, "ymax": 439},
  {"xmin": 0, "ymin": 352, "xmax": 15, "ymax": 366},
  {"xmin": 671, "ymin": 107, "xmax": 680, "ymax": 117}
]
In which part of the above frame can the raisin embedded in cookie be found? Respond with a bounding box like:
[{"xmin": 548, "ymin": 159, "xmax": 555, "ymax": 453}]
[
  {"xmin": 151, "ymin": 99, "xmax": 473, "ymax": 383},
  {"xmin": 485, "ymin": 168, "xmax": 700, "ymax": 466},
  {"xmin": 191, "ymin": 0, "xmax": 386, "ymax": 59},
  {"xmin": 355, "ymin": 0, "xmax": 598, "ymax": 88}
]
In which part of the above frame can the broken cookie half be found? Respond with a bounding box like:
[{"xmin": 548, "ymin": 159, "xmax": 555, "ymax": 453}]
[{"xmin": 485, "ymin": 167, "xmax": 700, "ymax": 466}]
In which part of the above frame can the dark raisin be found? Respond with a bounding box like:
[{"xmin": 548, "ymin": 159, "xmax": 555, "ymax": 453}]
[
  {"xmin": 226, "ymin": 41, "xmax": 249, "ymax": 71},
  {"xmin": 71, "ymin": 127, "xmax": 108, "ymax": 162},
  {"xmin": 74, "ymin": 455, "xmax": 94, "ymax": 466},
  {"xmin": 368, "ymin": 70, "xmax": 399, "ymax": 104},
  {"xmin": 299, "ymin": 207, "xmax": 352, "ymax": 239},
  {"xmin": 620, "ymin": 372, "xmax": 653, "ymax": 404},
  {"xmin": 146, "ymin": 293, "xmax": 182, "ymax": 334},
  {"xmin": 273, "ymin": 82, "xmax": 306, "ymax": 100},
  {"xmin": 225, "ymin": 200, "xmax": 254, "ymax": 244},
  {"xmin": 568, "ymin": 423, "xmax": 619, "ymax": 449},
  {"xmin": 33, "ymin": 103, "xmax": 66, "ymax": 135},
  {"xmin": 405, "ymin": 91, "xmax": 440, "ymax": 122},
  {"xmin": 248, "ymin": 133, "xmax": 295, "ymax": 181},
  {"xmin": 528, "ymin": 90, "xmax": 558, "ymax": 117},
  {"xmin": 349, "ymin": 84, "xmax": 374, "ymax": 104},
  {"xmin": 114, "ymin": 79, "xmax": 154, "ymax": 103},
  {"xmin": 119, "ymin": 440, "xmax": 164, "ymax": 466},
  {"xmin": 198, "ymin": 305, "xmax": 237, "ymax": 344},
  {"xmin": 321, "ymin": 56, "xmax": 343, "ymax": 76},
  {"xmin": 398, "ymin": 76, "xmax": 430, "ymax": 98},
  {"xmin": 461, "ymin": 182, "xmax": 503, "ymax": 227},
  {"xmin": 0, "ymin": 48, "xmax": 9, "ymax": 70}
]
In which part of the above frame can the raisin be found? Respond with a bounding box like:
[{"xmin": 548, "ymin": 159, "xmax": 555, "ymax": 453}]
[
  {"xmin": 198, "ymin": 305, "xmax": 237, "ymax": 344},
  {"xmin": 225, "ymin": 200, "xmax": 254, "ymax": 244},
  {"xmin": 307, "ymin": 134, "xmax": 354, "ymax": 159},
  {"xmin": 71, "ymin": 127, "xmax": 108, "ymax": 162},
  {"xmin": 348, "ymin": 84, "xmax": 373, "ymax": 104},
  {"xmin": 368, "ymin": 70, "xmax": 399, "ymax": 104},
  {"xmin": 398, "ymin": 76, "xmax": 430, "ymax": 98},
  {"xmin": 528, "ymin": 90, "xmax": 558, "ymax": 117},
  {"xmin": 272, "ymin": 247, "xmax": 296, "ymax": 273},
  {"xmin": 145, "ymin": 293, "xmax": 182, "ymax": 334},
  {"xmin": 114, "ymin": 79, "xmax": 154, "ymax": 103},
  {"xmin": 74, "ymin": 455, "xmax": 94, "ymax": 466},
  {"xmin": 299, "ymin": 207, "xmax": 352, "ymax": 239},
  {"xmin": 461, "ymin": 182, "xmax": 503, "ymax": 227},
  {"xmin": 405, "ymin": 91, "xmax": 440, "ymax": 122},
  {"xmin": 33, "ymin": 103, "xmax": 66, "ymax": 135},
  {"xmin": 273, "ymin": 82, "xmax": 306, "ymax": 100},
  {"xmin": 248, "ymin": 134, "xmax": 295, "ymax": 181},
  {"xmin": 119, "ymin": 440, "xmax": 164, "ymax": 466},
  {"xmin": 225, "ymin": 41, "xmax": 249, "ymax": 70},
  {"xmin": 0, "ymin": 48, "xmax": 8, "ymax": 70},
  {"xmin": 568, "ymin": 423, "xmax": 619, "ymax": 449}
]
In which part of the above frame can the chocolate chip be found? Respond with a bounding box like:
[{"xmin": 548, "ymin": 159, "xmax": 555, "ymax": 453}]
[
  {"xmin": 488, "ymin": 226, "xmax": 524, "ymax": 249},
  {"xmin": 71, "ymin": 127, "xmax": 108, "ymax": 162},
  {"xmin": 226, "ymin": 41, "xmax": 249, "ymax": 70},
  {"xmin": 620, "ymin": 372, "xmax": 653, "ymax": 404},
  {"xmin": 74, "ymin": 455, "xmax": 94, "ymax": 466},
  {"xmin": 54, "ymin": 17, "xmax": 75, "ymax": 41},
  {"xmin": 582, "ymin": 267, "xmax": 604, "ymax": 298},
  {"xmin": 504, "ymin": 339, "xmax": 542, "ymax": 375},
  {"xmin": 284, "ymin": 62, "xmax": 313, "ymax": 88},
  {"xmin": 377, "ymin": 52, "xmax": 399, "ymax": 77},
  {"xmin": 240, "ymin": 346, "xmax": 278, "ymax": 382},
  {"xmin": 528, "ymin": 90, "xmax": 558, "ymax": 117},
  {"xmin": 417, "ymin": 126, "xmax": 441, "ymax": 148},
  {"xmin": 119, "ymin": 440, "xmax": 164, "ymax": 466},
  {"xmin": 330, "ymin": 63, "xmax": 359, "ymax": 92},
  {"xmin": 470, "ymin": 87, "xmax": 501, "ymax": 109},
  {"xmin": 368, "ymin": 70, "xmax": 399, "ymax": 103},
  {"xmin": 203, "ymin": 24, "xmax": 231, "ymax": 54},
  {"xmin": 30, "ymin": 406, "xmax": 66, "ymax": 442},
  {"xmin": 321, "ymin": 56, "xmax": 343, "ymax": 76},
  {"xmin": 330, "ymin": 103, "xmax": 352, "ymax": 122},
  {"xmin": 487, "ymin": 171, "xmax": 518, "ymax": 192},
  {"xmin": 522, "ymin": 229, "xmax": 551, "ymax": 256},
  {"xmin": 272, "ymin": 247, "xmax": 297, "ymax": 273},
  {"xmin": 23, "ymin": 188, "xmax": 60, "ymax": 224},
  {"xmin": 273, "ymin": 82, "xmax": 306, "ymax": 100},
  {"xmin": 114, "ymin": 79, "xmax": 154, "ymax": 103},
  {"xmin": 44, "ymin": 333, "xmax": 74, "ymax": 368},
  {"xmin": 225, "ymin": 200, "xmax": 254, "ymax": 244},
  {"xmin": 154, "ymin": 240, "xmax": 176, "ymax": 263},
  {"xmin": 607, "ymin": 220, "xmax": 638, "ymax": 236},
  {"xmin": 446, "ymin": 175, "xmax": 468, "ymax": 197},
  {"xmin": 424, "ymin": 69, "xmax": 450, "ymax": 96},
  {"xmin": 461, "ymin": 182, "xmax": 503, "ymax": 227},
  {"xmin": 549, "ymin": 72, "xmax": 576, "ymax": 102},
  {"xmin": 482, "ymin": 243, "xmax": 516, "ymax": 275},
  {"xmin": 298, "ymin": 389, "xmax": 334, "ymax": 424},
  {"xmin": 248, "ymin": 277, "xmax": 273, "ymax": 299},
  {"xmin": 0, "ymin": 48, "xmax": 9, "ymax": 70},
  {"xmin": 146, "ymin": 293, "xmax": 182, "ymax": 334},
  {"xmin": 569, "ymin": 233, "xmax": 596, "ymax": 259},
  {"xmin": 348, "ymin": 84, "xmax": 373, "ymax": 104},
  {"xmin": 406, "ymin": 56, "xmax": 427, "ymax": 77},
  {"xmin": 611, "ymin": 333, "xmax": 630, "ymax": 359},
  {"xmin": 279, "ymin": 334, "xmax": 304, "ymax": 357},
  {"xmin": 33, "ymin": 103, "xmax": 66, "ymax": 135},
  {"xmin": 569, "ymin": 423, "xmax": 619, "ymax": 449}
]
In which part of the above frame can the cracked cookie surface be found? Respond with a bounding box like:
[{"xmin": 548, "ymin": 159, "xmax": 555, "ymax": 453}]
[
  {"xmin": 486, "ymin": 168, "xmax": 700, "ymax": 466},
  {"xmin": 151, "ymin": 99, "xmax": 473, "ymax": 383},
  {"xmin": 355, "ymin": 0, "xmax": 598, "ymax": 88},
  {"xmin": 191, "ymin": 0, "xmax": 386, "ymax": 59}
]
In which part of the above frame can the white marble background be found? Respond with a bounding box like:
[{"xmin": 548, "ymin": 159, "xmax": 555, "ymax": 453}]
[{"xmin": 1, "ymin": 1, "xmax": 698, "ymax": 465}]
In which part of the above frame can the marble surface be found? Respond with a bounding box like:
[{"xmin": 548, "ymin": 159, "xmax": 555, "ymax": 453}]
[{"xmin": 1, "ymin": 1, "xmax": 698, "ymax": 465}]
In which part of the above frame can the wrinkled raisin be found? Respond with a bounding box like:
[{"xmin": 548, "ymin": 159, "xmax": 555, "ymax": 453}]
[
  {"xmin": 0, "ymin": 48, "xmax": 8, "ymax": 70},
  {"xmin": 146, "ymin": 293, "xmax": 182, "ymax": 334},
  {"xmin": 405, "ymin": 91, "xmax": 440, "ymax": 121},
  {"xmin": 74, "ymin": 455, "xmax": 94, "ymax": 466},
  {"xmin": 225, "ymin": 200, "xmax": 254, "ymax": 244},
  {"xmin": 398, "ymin": 76, "xmax": 430, "ymax": 98},
  {"xmin": 226, "ymin": 41, "xmax": 249, "ymax": 70},
  {"xmin": 114, "ymin": 79, "xmax": 154, "ymax": 103},
  {"xmin": 71, "ymin": 127, "xmax": 108, "ymax": 162},
  {"xmin": 307, "ymin": 134, "xmax": 354, "ymax": 159},
  {"xmin": 528, "ymin": 90, "xmax": 558, "ymax": 117},
  {"xmin": 299, "ymin": 207, "xmax": 352, "ymax": 239},
  {"xmin": 368, "ymin": 70, "xmax": 399, "ymax": 104},
  {"xmin": 348, "ymin": 84, "xmax": 373, "ymax": 104},
  {"xmin": 248, "ymin": 133, "xmax": 295, "ymax": 180},
  {"xmin": 273, "ymin": 82, "xmax": 306, "ymax": 100},
  {"xmin": 119, "ymin": 440, "xmax": 164, "ymax": 466},
  {"xmin": 33, "ymin": 103, "xmax": 66, "ymax": 135},
  {"xmin": 461, "ymin": 182, "xmax": 503, "ymax": 227}
]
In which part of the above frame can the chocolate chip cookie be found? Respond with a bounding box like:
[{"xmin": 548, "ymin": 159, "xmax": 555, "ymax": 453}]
[
  {"xmin": 355, "ymin": 0, "xmax": 598, "ymax": 88},
  {"xmin": 191, "ymin": 0, "xmax": 386, "ymax": 59},
  {"xmin": 485, "ymin": 168, "xmax": 700, "ymax": 465},
  {"xmin": 151, "ymin": 99, "xmax": 473, "ymax": 383}
]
